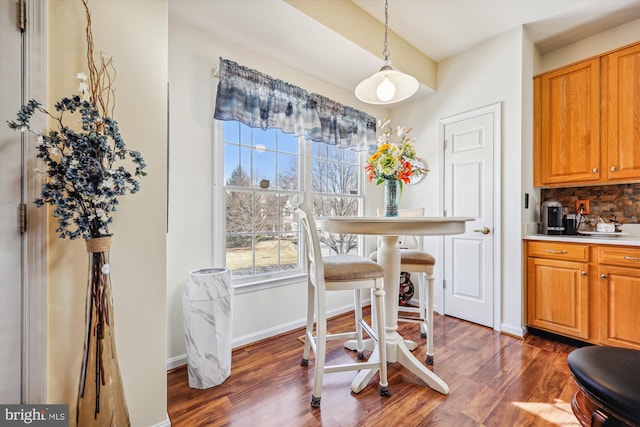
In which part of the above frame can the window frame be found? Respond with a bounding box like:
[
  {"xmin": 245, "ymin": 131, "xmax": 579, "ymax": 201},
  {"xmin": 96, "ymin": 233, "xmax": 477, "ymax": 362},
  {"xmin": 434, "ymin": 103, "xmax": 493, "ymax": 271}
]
[{"xmin": 214, "ymin": 120, "xmax": 366, "ymax": 293}]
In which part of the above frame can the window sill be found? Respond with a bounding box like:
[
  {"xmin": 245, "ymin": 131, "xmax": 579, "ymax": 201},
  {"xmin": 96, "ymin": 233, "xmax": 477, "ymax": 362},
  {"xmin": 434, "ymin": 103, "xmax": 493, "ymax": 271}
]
[{"xmin": 232, "ymin": 272, "xmax": 307, "ymax": 295}]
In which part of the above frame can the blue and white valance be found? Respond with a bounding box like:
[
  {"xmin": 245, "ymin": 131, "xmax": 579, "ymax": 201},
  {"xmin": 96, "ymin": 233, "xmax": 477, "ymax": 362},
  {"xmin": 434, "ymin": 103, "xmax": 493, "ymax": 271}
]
[{"xmin": 214, "ymin": 58, "xmax": 376, "ymax": 150}]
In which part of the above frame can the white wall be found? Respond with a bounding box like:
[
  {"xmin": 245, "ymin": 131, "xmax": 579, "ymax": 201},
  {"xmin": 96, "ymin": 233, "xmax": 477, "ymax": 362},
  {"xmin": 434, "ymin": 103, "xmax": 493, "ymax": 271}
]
[
  {"xmin": 167, "ymin": 12, "xmax": 387, "ymax": 364},
  {"xmin": 393, "ymin": 27, "xmax": 527, "ymax": 336},
  {"xmin": 538, "ymin": 18, "xmax": 640, "ymax": 73}
]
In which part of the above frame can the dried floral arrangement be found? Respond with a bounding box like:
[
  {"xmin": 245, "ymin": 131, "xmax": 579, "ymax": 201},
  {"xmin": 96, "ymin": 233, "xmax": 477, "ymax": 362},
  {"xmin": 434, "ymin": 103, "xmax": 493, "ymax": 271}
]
[{"xmin": 7, "ymin": 0, "xmax": 146, "ymax": 240}]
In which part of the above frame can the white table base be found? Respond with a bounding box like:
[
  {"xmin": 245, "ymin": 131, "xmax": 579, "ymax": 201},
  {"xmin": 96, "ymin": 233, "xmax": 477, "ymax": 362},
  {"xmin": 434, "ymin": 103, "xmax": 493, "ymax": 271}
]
[{"xmin": 347, "ymin": 235, "xmax": 449, "ymax": 395}]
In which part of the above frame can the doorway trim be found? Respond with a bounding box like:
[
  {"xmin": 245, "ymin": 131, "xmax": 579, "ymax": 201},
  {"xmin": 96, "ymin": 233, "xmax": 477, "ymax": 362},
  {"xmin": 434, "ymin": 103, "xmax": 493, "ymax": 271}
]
[
  {"xmin": 438, "ymin": 102, "xmax": 502, "ymax": 331},
  {"xmin": 23, "ymin": 0, "xmax": 47, "ymax": 403}
]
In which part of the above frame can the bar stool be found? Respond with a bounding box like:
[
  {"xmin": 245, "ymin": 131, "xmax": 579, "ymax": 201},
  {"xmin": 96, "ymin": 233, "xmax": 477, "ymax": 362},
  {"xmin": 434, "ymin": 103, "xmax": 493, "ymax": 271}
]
[
  {"xmin": 370, "ymin": 207, "xmax": 437, "ymax": 365},
  {"xmin": 567, "ymin": 346, "xmax": 640, "ymax": 426},
  {"xmin": 295, "ymin": 203, "xmax": 389, "ymax": 408}
]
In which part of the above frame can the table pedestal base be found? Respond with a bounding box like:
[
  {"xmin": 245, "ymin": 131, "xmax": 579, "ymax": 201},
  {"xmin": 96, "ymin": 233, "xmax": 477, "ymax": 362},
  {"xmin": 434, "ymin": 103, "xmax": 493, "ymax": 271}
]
[{"xmin": 347, "ymin": 333, "xmax": 449, "ymax": 395}]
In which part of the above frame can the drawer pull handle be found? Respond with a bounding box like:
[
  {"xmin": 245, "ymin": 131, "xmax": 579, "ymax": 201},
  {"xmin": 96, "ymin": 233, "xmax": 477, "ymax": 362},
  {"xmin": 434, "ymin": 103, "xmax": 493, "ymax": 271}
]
[
  {"xmin": 545, "ymin": 249, "xmax": 568, "ymax": 254},
  {"xmin": 623, "ymin": 256, "xmax": 640, "ymax": 261}
]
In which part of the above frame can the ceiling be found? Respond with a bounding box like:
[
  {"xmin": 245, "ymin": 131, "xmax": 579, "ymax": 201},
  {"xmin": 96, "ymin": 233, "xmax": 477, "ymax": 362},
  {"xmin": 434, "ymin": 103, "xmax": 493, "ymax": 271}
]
[{"xmin": 170, "ymin": 0, "xmax": 640, "ymax": 96}]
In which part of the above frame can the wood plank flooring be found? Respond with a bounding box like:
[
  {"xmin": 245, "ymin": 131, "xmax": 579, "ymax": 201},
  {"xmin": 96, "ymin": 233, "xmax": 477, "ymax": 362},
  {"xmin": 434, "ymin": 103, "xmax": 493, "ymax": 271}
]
[{"xmin": 168, "ymin": 309, "xmax": 582, "ymax": 426}]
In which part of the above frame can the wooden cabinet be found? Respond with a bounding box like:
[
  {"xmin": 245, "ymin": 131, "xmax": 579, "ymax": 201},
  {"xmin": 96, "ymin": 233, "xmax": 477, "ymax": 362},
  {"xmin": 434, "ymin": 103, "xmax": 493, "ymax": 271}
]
[
  {"xmin": 534, "ymin": 59, "xmax": 601, "ymax": 186},
  {"xmin": 526, "ymin": 241, "xmax": 591, "ymax": 340},
  {"xmin": 603, "ymin": 43, "xmax": 640, "ymax": 181},
  {"xmin": 597, "ymin": 246, "xmax": 640, "ymax": 349},
  {"xmin": 525, "ymin": 240, "xmax": 640, "ymax": 350},
  {"xmin": 534, "ymin": 42, "xmax": 640, "ymax": 187}
]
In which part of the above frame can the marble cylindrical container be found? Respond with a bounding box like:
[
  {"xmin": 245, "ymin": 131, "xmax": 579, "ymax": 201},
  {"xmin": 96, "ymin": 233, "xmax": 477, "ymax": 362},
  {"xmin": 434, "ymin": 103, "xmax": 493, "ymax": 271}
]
[{"xmin": 183, "ymin": 267, "xmax": 232, "ymax": 389}]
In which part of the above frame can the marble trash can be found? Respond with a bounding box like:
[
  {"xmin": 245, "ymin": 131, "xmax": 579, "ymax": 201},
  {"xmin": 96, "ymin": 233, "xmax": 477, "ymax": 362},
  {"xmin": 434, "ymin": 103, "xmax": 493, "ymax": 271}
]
[{"xmin": 183, "ymin": 267, "xmax": 232, "ymax": 389}]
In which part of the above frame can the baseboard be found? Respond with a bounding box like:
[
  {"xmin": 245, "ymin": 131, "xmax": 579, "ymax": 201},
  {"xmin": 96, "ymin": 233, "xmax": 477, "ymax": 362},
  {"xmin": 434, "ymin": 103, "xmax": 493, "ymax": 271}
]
[
  {"xmin": 166, "ymin": 354, "xmax": 187, "ymax": 371},
  {"xmin": 167, "ymin": 301, "xmax": 363, "ymax": 371},
  {"xmin": 149, "ymin": 413, "xmax": 171, "ymax": 427},
  {"xmin": 501, "ymin": 322, "xmax": 526, "ymax": 338}
]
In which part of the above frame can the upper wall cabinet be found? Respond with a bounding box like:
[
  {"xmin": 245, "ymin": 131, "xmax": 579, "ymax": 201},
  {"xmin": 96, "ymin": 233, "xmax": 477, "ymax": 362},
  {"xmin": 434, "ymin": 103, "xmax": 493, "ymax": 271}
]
[
  {"xmin": 534, "ymin": 42, "xmax": 640, "ymax": 188},
  {"xmin": 604, "ymin": 43, "xmax": 640, "ymax": 181}
]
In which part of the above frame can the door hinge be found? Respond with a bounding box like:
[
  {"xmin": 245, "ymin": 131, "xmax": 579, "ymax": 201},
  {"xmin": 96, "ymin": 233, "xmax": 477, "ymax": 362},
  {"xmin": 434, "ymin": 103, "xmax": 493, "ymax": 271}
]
[
  {"xmin": 443, "ymin": 139, "xmax": 447, "ymax": 151},
  {"xmin": 443, "ymin": 279, "xmax": 446, "ymax": 289},
  {"xmin": 18, "ymin": 0, "xmax": 26, "ymax": 32},
  {"xmin": 18, "ymin": 203, "xmax": 27, "ymax": 234},
  {"xmin": 443, "ymin": 209, "xmax": 447, "ymax": 217}
]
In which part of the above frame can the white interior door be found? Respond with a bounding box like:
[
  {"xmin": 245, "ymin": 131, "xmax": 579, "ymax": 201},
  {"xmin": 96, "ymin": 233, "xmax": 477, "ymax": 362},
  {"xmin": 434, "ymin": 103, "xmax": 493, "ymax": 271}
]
[
  {"xmin": 442, "ymin": 104, "xmax": 500, "ymax": 328},
  {"xmin": 0, "ymin": 0, "xmax": 25, "ymax": 403}
]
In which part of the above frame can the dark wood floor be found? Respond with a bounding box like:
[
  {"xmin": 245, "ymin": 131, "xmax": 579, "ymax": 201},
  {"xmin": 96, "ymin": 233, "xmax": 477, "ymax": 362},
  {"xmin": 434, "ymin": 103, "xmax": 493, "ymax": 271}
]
[{"xmin": 168, "ymin": 309, "xmax": 582, "ymax": 426}]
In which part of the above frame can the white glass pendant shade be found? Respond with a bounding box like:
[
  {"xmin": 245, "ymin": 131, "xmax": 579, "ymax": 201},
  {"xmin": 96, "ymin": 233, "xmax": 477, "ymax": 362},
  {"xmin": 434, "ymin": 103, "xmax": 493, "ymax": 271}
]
[{"xmin": 355, "ymin": 63, "xmax": 419, "ymax": 105}]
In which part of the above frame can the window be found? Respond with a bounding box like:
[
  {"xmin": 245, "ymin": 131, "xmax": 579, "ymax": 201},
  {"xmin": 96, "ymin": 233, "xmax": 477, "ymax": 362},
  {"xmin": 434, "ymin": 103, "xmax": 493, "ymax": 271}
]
[{"xmin": 220, "ymin": 120, "xmax": 364, "ymax": 286}]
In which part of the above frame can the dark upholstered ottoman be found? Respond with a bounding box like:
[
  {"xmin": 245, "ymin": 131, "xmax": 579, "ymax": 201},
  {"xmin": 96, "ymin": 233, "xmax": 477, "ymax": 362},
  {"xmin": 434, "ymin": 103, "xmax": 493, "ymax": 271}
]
[{"xmin": 567, "ymin": 346, "xmax": 640, "ymax": 426}]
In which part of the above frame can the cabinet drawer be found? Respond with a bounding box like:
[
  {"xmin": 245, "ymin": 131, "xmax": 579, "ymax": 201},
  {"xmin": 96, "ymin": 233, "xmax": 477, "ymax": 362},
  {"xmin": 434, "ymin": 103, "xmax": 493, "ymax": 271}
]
[
  {"xmin": 598, "ymin": 246, "xmax": 640, "ymax": 267},
  {"xmin": 527, "ymin": 241, "xmax": 590, "ymax": 262}
]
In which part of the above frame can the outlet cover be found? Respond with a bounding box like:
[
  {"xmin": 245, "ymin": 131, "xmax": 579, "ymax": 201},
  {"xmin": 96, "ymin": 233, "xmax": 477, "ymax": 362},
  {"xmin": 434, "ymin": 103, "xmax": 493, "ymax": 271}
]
[{"xmin": 576, "ymin": 199, "xmax": 589, "ymax": 214}]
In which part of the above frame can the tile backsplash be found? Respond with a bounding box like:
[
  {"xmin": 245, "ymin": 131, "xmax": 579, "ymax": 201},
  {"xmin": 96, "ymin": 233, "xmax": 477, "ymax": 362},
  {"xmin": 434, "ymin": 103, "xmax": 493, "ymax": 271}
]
[{"xmin": 541, "ymin": 183, "xmax": 640, "ymax": 224}]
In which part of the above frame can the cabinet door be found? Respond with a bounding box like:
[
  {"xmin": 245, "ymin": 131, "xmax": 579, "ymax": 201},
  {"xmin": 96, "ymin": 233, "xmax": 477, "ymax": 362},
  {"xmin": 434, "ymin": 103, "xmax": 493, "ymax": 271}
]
[
  {"xmin": 604, "ymin": 43, "xmax": 640, "ymax": 181},
  {"xmin": 527, "ymin": 257, "xmax": 589, "ymax": 339},
  {"xmin": 534, "ymin": 58, "xmax": 600, "ymax": 186},
  {"xmin": 598, "ymin": 265, "xmax": 640, "ymax": 349}
]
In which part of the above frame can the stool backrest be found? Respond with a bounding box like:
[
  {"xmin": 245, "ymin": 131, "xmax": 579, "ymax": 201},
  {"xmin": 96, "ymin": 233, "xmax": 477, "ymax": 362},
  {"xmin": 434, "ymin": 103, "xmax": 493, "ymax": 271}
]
[{"xmin": 294, "ymin": 203, "xmax": 325, "ymax": 289}]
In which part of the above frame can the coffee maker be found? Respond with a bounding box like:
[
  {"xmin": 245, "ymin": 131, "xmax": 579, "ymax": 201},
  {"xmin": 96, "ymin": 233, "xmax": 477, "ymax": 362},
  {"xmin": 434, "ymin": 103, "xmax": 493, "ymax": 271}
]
[{"xmin": 541, "ymin": 200, "xmax": 564, "ymax": 235}]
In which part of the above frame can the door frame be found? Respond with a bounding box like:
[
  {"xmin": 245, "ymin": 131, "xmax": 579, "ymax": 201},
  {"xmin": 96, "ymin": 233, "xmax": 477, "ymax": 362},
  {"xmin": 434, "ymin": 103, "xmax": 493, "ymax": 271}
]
[
  {"xmin": 22, "ymin": 0, "xmax": 47, "ymax": 403},
  {"xmin": 437, "ymin": 102, "xmax": 502, "ymax": 331}
]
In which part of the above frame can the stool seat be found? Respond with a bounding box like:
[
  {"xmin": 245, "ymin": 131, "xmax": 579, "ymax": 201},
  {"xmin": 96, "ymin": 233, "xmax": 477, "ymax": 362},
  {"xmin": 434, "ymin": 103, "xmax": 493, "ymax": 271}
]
[
  {"xmin": 323, "ymin": 255, "xmax": 385, "ymax": 281},
  {"xmin": 567, "ymin": 346, "xmax": 640, "ymax": 425},
  {"xmin": 369, "ymin": 250, "xmax": 435, "ymax": 265}
]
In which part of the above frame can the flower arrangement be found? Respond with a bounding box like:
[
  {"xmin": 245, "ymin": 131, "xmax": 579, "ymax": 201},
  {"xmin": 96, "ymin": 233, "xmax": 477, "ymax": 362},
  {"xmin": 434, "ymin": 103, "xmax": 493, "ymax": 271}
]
[
  {"xmin": 365, "ymin": 118, "xmax": 427, "ymax": 187},
  {"xmin": 6, "ymin": 3, "xmax": 146, "ymax": 240}
]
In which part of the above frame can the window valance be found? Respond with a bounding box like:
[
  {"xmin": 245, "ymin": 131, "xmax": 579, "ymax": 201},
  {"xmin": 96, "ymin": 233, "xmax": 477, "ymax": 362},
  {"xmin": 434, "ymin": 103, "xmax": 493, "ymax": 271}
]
[{"xmin": 213, "ymin": 58, "xmax": 376, "ymax": 150}]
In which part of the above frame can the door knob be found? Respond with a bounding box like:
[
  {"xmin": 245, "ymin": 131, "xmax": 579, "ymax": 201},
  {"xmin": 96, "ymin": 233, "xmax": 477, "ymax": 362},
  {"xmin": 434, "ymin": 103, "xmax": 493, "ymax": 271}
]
[
  {"xmin": 473, "ymin": 227, "xmax": 491, "ymax": 235},
  {"xmin": 611, "ymin": 166, "xmax": 617, "ymax": 172}
]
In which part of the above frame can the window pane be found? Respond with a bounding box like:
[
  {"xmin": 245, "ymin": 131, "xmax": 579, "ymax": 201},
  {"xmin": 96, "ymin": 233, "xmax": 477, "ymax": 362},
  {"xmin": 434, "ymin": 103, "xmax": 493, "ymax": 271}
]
[
  {"xmin": 279, "ymin": 132, "xmax": 298, "ymax": 154},
  {"xmin": 254, "ymin": 150, "xmax": 275, "ymax": 188},
  {"xmin": 239, "ymin": 146, "xmax": 252, "ymax": 188},
  {"xmin": 255, "ymin": 193, "xmax": 279, "ymax": 233},
  {"xmin": 311, "ymin": 158, "xmax": 327, "ymax": 193},
  {"xmin": 313, "ymin": 195, "xmax": 359, "ymax": 255},
  {"xmin": 240, "ymin": 123, "xmax": 252, "ymax": 146},
  {"xmin": 343, "ymin": 148, "xmax": 357, "ymax": 164},
  {"xmin": 223, "ymin": 121, "xmax": 240, "ymax": 143},
  {"xmin": 224, "ymin": 143, "xmax": 240, "ymax": 185},
  {"xmin": 225, "ymin": 191, "xmax": 253, "ymax": 232},
  {"xmin": 327, "ymin": 143, "xmax": 340, "ymax": 161},
  {"xmin": 343, "ymin": 164, "xmax": 360, "ymax": 195},
  {"xmin": 255, "ymin": 234, "xmax": 278, "ymax": 274},
  {"xmin": 226, "ymin": 234, "xmax": 253, "ymax": 277},
  {"xmin": 311, "ymin": 141, "xmax": 327, "ymax": 159},
  {"xmin": 278, "ymin": 153, "xmax": 298, "ymax": 190},
  {"xmin": 280, "ymin": 194, "xmax": 300, "ymax": 232},
  {"xmin": 254, "ymin": 128, "xmax": 277, "ymax": 151},
  {"xmin": 279, "ymin": 233, "xmax": 300, "ymax": 272}
]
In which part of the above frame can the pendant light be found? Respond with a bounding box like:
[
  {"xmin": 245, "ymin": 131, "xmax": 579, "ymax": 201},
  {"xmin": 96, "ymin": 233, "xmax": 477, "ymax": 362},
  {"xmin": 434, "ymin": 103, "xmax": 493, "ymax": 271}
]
[{"xmin": 355, "ymin": 0, "xmax": 419, "ymax": 105}]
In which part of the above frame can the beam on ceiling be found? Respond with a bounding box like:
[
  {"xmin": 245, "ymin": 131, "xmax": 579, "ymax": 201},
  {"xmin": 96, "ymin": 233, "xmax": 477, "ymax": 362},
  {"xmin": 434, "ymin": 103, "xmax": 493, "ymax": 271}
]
[{"xmin": 285, "ymin": 0, "xmax": 437, "ymax": 91}]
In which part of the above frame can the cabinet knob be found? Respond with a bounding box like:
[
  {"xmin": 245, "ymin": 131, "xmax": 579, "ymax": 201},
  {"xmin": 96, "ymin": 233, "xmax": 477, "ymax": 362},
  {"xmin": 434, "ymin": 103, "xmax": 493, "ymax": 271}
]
[
  {"xmin": 592, "ymin": 167, "xmax": 598, "ymax": 173},
  {"xmin": 601, "ymin": 274, "xmax": 607, "ymax": 279},
  {"xmin": 581, "ymin": 271, "xmax": 587, "ymax": 276},
  {"xmin": 611, "ymin": 166, "xmax": 617, "ymax": 172}
]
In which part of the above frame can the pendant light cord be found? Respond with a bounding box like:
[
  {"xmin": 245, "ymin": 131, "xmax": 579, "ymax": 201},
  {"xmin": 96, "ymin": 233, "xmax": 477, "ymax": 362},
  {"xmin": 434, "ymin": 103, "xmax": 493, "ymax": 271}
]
[{"xmin": 382, "ymin": 0, "xmax": 389, "ymax": 61}]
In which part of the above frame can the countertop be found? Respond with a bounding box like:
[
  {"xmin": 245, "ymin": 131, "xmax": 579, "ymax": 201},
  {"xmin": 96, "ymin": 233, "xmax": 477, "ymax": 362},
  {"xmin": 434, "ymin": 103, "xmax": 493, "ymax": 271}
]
[{"xmin": 523, "ymin": 224, "xmax": 640, "ymax": 247}]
